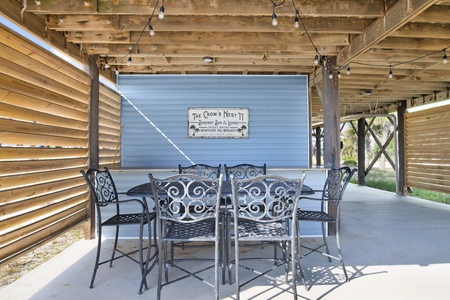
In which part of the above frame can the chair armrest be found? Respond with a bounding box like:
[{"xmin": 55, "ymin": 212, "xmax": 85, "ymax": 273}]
[
  {"xmin": 113, "ymin": 198, "xmax": 151, "ymax": 212},
  {"xmin": 299, "ymin": 196, "xmax": 323, "ymax": 201}
]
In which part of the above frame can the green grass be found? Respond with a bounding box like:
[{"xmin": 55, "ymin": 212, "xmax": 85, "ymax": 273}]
[{"xmin": 349, "ymin": 168, "xmax": 450, "ymax": 205}]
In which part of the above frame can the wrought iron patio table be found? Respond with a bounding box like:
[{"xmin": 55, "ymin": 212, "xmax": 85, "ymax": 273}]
[{"xmin": 126, "ymin": 180, "xmax": 314, "ymax": 200}]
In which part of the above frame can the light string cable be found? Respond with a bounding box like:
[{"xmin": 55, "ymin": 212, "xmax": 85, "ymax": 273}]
[
  {"xmin": 290, "ymin": 0, "xmax": 449, "ymax": 75},
  {"xmin": 348, "ymin": 46, "xmax": 450, "ymax": 69},
  {"xmin": 291, "ymin": 0, "xmax": 321, "ymax": 61},
  {"xmin": 113, "ymin": 0, "xmax": 160, "ymax": 67}
]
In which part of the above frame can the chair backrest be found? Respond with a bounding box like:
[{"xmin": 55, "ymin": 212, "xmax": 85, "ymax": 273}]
[
  {"xmin": 80, "ymin": 167, "xmax": 119, "ymax": 206},
  {"xmin": 230, "ymin": 174, "xmax": 305, "ymax": 223},
  {"xmin": 178, "ymin": 164, "xmax": 221, "ymax": 179},
  {"xmin": 321, "ymin": 166, "xmax": 357, "ymax": 202},
  {"xmin": 224, "ymin": 163, "xmax": 266, "ymax": 181},
  {"xmin": 149, "ymin": 173, "xmax": 223, "ymax": 223}
]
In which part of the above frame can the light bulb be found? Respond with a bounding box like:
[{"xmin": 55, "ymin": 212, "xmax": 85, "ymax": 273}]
[
  {"xmin": 388, "ymin": 69, "xmax": 393, "ymax": 79},
  {"xmin": 272, "ymin": 13, "xmax": 278, "ymax": 27},
  {"xmin": 443, "ymin": 53, "xmax": 448, "ymax": 64},
  {"xmin": 115, "ymin": 67, "xmax": 119, "ymax": 76},
  {"xmin": 346, "ymin": 66, "xmax": 351, "ymax": 75},
  {"xmin": 158, "ymin": 6, "xmax": 165, "ymax": 20},
  {"xmin": 338, "ymin": 71, "xmax": 341, "ymax": 78},
  {"xmin": 127, "ymin": 57, "xmax": 132, "ymax": 66},
  {"xmin": 313, "ymin": 54, "xmax": 319, "ymax": 65},
  {"xmin": 104, "ymin": 62, "xmax": 110, "ymax": 69},
  {"xmin": 328, "ymin": 71, "xmax": 333, "ymax": 79},
  {"xmin": 149, "ymin": 25, "xmax": 155, "ymax": 37},
  {"xmin": 294, "ymin": 17, "xmax": 300, "ymax": 29}
]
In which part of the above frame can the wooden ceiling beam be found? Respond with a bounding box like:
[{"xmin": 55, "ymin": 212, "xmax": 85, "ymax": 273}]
[
  {"xmin": 412, "ymin": 5, "xmax": 450, "ymax": 23},
  {"xmin": 113, "ymin": 57, "xmax": 315, "ymax": 66},
  {"xmin": 46, "ymin": 15, "xmax": 369, "ymax": 34},
  {"xmin": 390, "ymin": 22, "xmax": 450, "ymax": 39},
  {"xmin": 69, "ymin": 31, "xmax": 349, "ymax": 46},
  {"xmin": 83, "ymin": 44, "xmax": 338, "ymax": 55},
  {"xmin": 373, "ymin": 37, "xmax": 450, "ymax": 50},
  {"xmin": 26, "ymin": 0, "xmax": 385, "ymax": 17},
  {"xmin": 116, "ymin": 64, "xmax": 314, "ymax": 73},
  {"xmin": 338, "ymin": 0, "xmax": 440, "ymax": 65}
]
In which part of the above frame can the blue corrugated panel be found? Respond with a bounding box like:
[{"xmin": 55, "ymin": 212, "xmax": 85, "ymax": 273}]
[{"xmin": 119, "ymin": 75, "xmax": 309, "ymax": 168}]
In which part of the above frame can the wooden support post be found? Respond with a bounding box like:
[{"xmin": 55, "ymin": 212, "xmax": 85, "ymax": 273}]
[
  {"xmin": 85, "ymin": 54, "xmax": 100, "ymax": 239},
  {"xmin": 322, "ymin": 57, "xmax": 340, "ymax": 168},
  {"xmin": 322, "ymin": 57, "xmax": 340, "ymax": 235},
  {"xmin": 315, "ymin": 127, "xmax": 322, "ymax": 166},
  {"xmin": 357, "ymin": 118, "xmax": 366, "ymax": 186},
  {"xmin": 397, "ymin": 100, "xmax": 406, "ymax": 195}
]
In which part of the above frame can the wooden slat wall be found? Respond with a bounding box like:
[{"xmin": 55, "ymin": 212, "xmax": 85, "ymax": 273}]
[
  {"xmin": 99, "ymin": 84, "xmax": 121, "ymax": 169},
  {"xmin": 0, "ymin": 23, "xmax": 121, "ymax": 266},
  {"xmin": 405, "ymin": 104, "xmax": 450, "ymax": 194}
]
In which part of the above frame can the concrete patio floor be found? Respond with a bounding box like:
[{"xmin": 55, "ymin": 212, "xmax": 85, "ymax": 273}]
[{"xmin": 2, "ymin": 184, "xmax": 450, "ymax": 300}]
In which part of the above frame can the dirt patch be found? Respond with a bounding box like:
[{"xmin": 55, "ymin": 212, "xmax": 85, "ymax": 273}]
[{"xmin": 0, "ymin": 224, "xmax": 84, "ymax": 289}]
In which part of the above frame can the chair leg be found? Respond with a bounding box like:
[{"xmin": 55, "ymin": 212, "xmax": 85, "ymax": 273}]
[
  {"xmin": 214, "ymin": 235, "xmax": 220, "ymax": 300},
  {"xmin": 170, "ymin": 241, "xmax": 175, "ymax": 267},
  {"xmin": 234, "ymin": 239, "xmax": 240, "ymax": 300},
  {"xmin": 321, "ymin": 222, "xmax": 331, "ymax": 262},
  {"xmin": 90, "ymin": 226, "xmax": 102, "ymax": 288},
  {"xmin": 157, "ymin": 240, "xmax": 165, "ymax": 300},
  {"xmin": 335, "ymin": 221, "xmax": 349, "ymax": 281},
  {"xmin": 295, "ymin": 220, "xmax": 308, "ymax": 291},
  {"xmin": 110, "ymin": 224, "xmax": 120, "ymax": 267},
  {"xmin": 138, "ymin": 220, "xmax": 149, "ymax": 294},
  {"xmin": 164, "ymin": 241, "xmax": 169, "ymax": 282},
  {"xmin": 291, "ymin": 240, "xmax": 298, "ymax": 300}
]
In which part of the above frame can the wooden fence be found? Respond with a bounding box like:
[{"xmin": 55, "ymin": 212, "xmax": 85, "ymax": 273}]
[
  {"xmin": 0, "ymin": 23, "xmax": 121, "ymax": 267},
  {"xmin": 405, "ymin": 104, "xmax": 450, "ymax": 194}
]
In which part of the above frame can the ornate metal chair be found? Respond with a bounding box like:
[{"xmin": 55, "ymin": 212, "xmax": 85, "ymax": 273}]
[
  {"xmin": 229, "ymin": 174, "xmax": 306, "ymax": 300},
  {"xmin": 178, "ymin": 163, "xmax": 221, "ymax": 178},
  {"xmin": 149, "ymin": 173, "xmax": 224, "ymax": 300},
  {"xmin": 224, "ymin": 163, "xmax": 266, "ymax": 181},
  {"xmin": 80, "ymin": 167, "xmax": 157, "ymax": 294},
  {"xmin": 296, "ymin": 166, "xmax": 356, "ymax": 282},
  {"xmin": 176, "ymin": 164, "xmax": 222, "ymax": 255}
]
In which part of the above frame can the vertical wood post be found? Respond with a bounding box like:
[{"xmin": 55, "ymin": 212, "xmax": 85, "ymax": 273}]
[
  {"xmin": 397, "ymin": 100, "xmax": 407, "ymax": 195},
  {"xmin": 322, "ymin": 57, "xmax": 340, "ymax": 235},
  {"xmin": 322, "ymin": 57, "xmax": 340, "ymax": 168},
  {"xmin": 315, "ymin": 127, "xmax": 322, "ymax": 166},
  {"xmin": 357, "ymin": 118, "xmax": 366, "ymax": 186},
  {"xmin": 85, "ymin": 54, "xmax": 100, "ymax": 239}
]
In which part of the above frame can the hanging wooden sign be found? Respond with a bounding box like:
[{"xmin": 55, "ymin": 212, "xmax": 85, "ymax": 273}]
[{"xmin": 188, "ymin": 108, "xmax": 249, "ymax": 138}]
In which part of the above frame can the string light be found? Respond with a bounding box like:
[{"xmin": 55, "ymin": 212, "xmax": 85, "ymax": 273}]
[
  {"xmin": 270, "ymin": 0, "xmax": 286, "ymax": 27},
  {"xmin": 294, "ymin": 16, "xmax": 299, "ymax": 28},
  {"xmin": 271, "ymin": 12, "xmax": 278, "ymax": 27},
  {"xmin": 158, "ymin": 0, "xmax": 165, "ymax": 20},
  {"xmin": 313, "ymin": 53, "xmax": 319, "ymax": 65},
  {"xmin": 104, "ymin": 56, "xmax": 110, "ymax": 69},
  {"xmin": 328, "ymin": 70, "xmax": 333, "ymax": 79},
  {"xmin": 115, "ymin": 67, "xmax": 119, "ymax": 76},
  {"xmin": 294, "ymin": 10, "xmax": 300, "ymax": 29},
  {"xmin": 104, "ymin": 0, "xmax": 163, "ymax": 71},
  {"xmin": 338, "ymin": 71, "xmax": 341, "ymax": 78},
  {"xmin": 283, "ymin": 1, "xmax": 450, "ymax": 80},
  {"xmin": 149, "ymin": 24, "xmax": 155, "ymax": 36}
]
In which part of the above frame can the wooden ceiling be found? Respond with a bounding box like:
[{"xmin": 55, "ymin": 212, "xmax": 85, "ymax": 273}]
[{"xmin": 3, "ymin": 0, "xmax": 450, "ymax": 125}]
